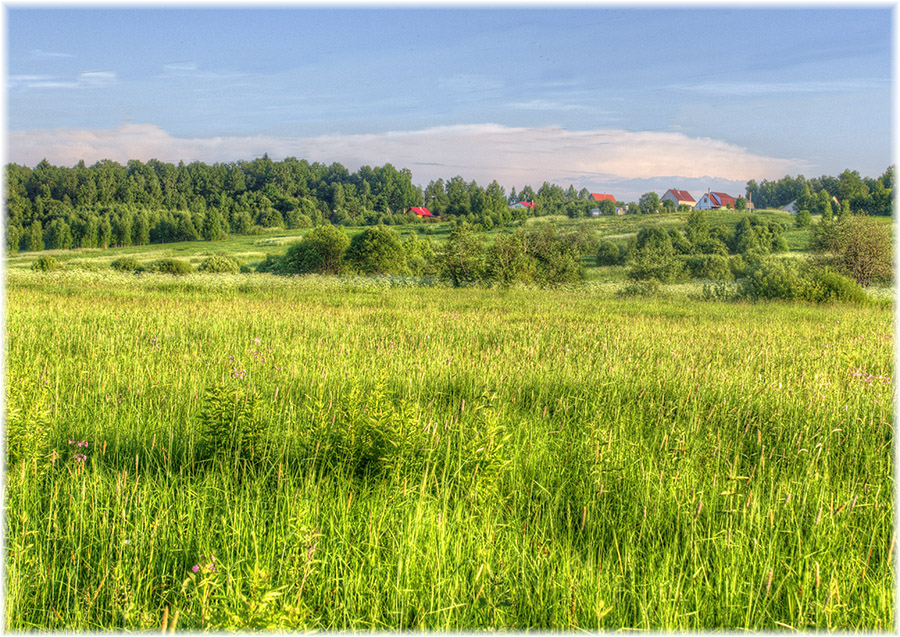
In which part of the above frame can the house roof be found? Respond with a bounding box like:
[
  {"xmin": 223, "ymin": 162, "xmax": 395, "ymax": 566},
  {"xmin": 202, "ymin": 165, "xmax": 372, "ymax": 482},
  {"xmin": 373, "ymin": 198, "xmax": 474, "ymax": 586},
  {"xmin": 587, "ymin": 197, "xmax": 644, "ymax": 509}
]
[
  {"xmin": 408, "ymin": 206, "xmax": 434, "ymax": 217},
  {"xmin": 710, "ymin": 192, "xmax": 736, "ymax": 207},
  {"xmin": 591, "ymin": 193, "xmax": 616, "ymax": 203},
  {"xmin": 665, "ymin": 189, "xmax": 695, "ymax": 203},
  {"xmin": 516, "ymin": 201, "xmax": 536, "ymax": 208}
]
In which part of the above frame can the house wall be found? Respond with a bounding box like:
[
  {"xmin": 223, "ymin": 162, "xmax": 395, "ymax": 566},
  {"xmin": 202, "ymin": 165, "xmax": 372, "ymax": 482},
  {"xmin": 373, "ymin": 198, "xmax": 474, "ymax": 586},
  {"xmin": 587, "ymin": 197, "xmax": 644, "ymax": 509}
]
[{"xmin": 695, "ymin": 194, "xmax": 713, "ymax": 210}]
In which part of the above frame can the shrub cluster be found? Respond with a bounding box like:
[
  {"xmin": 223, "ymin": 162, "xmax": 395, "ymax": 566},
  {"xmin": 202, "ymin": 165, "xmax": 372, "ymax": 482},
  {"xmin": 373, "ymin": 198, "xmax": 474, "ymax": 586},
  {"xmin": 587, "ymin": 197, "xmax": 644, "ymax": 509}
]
[
  {"xmin": 145, "ymin": 258, "xmax": 194, "ymax": 275},
  {"xmin": 110, "ymin": 256, "xmax": 144, "ymax": 272},
  {"xmin": 266, "ymin": 222, "xmax": 590, "ymax": 287},
  {"xmin": 739, "ymin": 258, "xmax": 867, "ymax": 303},
  {"xmin": 31, "ymin": 255, "xmax": 61, "ymax": 272},
  {"xmin": 198, "ymin": 255, "xmax": 241, "ymax": 274}
]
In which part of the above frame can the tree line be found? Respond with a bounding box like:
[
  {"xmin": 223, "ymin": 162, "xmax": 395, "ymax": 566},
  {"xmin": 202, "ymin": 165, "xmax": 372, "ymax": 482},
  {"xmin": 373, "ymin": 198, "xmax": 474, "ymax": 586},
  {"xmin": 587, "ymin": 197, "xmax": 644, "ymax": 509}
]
[
  {"xmin": 745, "ymin": 167, "xmax": 893, "ymax": 215},
  {"xmin": 4, "ymin": 156, "xmax": 894, "ymax": 255},
  {"xmin": 3, "ymin": 156, "xmax": 593, "ymax": 254}
]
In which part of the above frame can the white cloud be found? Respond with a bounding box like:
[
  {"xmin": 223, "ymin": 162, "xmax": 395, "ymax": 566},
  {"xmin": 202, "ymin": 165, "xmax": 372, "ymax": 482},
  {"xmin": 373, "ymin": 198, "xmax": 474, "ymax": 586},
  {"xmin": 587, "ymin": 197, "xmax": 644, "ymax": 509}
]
[
  {"xmin": 8, "ymin": 71, "xmax": 117, "ymax": 90},
  {"xmin": 30, "ymin": 49, "xmax": 74, "ymax": 60},
  {"xmin": 8, "ymin": 122, "xmax": 805, "ymax": 199}
]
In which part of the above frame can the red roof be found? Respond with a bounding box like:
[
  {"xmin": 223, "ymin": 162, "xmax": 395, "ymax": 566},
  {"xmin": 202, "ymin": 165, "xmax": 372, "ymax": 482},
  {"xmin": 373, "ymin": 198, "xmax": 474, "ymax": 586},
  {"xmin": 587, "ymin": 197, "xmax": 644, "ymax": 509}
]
[
  {"xmin": 591, "ymin": 193, "xmax": 616, "ymax": 203},
  {"xmin": 408, "ymin": 206, "xmax": 434, "ymax": 217},
  {"xmin": 521, "ymin": 201, "xmax": 535, "ymax": 208},
  {"xmin": 710, "ymin": 192, "xmax": 736, "ymax": 207},
  {"xmin": 665, "ymin": 189, "xmax": 695, "ymax": 203}
]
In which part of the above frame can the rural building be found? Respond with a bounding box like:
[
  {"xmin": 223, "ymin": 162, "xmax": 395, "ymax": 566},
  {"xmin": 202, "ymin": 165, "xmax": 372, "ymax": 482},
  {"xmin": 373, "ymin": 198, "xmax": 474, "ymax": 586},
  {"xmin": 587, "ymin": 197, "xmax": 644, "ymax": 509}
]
[
  {"xmin": 510, "ymin": 201, "xmax": 536, "ymax": 210},
  {"xmin": 661, "ymin": 189, "xmax": 695, "ymax": 209},
  {"xmin": 406, "ymin": 206, "xmax": 435, "ymax": 218},
  {"xmin": 782, "ymin": 199, "xmax": 799, "ymax": 214},
  {"xmin": 695, "ymin": 191, "xmax": 737, "ymax": 210},
  {"xmin": 590, "ymin": 193, "xmax": 616, "ymax": 204}
]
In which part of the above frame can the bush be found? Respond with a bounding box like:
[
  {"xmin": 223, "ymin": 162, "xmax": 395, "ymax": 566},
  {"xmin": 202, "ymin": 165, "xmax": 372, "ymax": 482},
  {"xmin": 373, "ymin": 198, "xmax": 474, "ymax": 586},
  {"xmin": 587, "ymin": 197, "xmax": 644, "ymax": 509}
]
[
  {"xmin": 255, "ymin": 253, "xmax": 287, "ymax": 274},
  {"xmin": 795, "ymin": 209, "xmax": 812, "ymax": 228},
  {"xmin": 803, "ymin": 267, "xmax": 869, "ymax": 303},
  {"xmin": 617, "ymin": 279, "xmax": 661, "ymax": 298},
  {"xmin": 486, "ymin": 232, "xmax": 537, "ymax": 286},
  {"xmin": 814, "ymin": 216, "xmax": 892, "ymax": 286},
  {"xmin": 738, "ymin": 258, "xmax": 868, "ymax": 303},
  {"xmin": 198, "ymin": 255, "xmax": 241, "ymax": 274},
  {"xmin": 628, "ymin": 228, "xmax": 686, "ymax": 283},
  {"xmin": 729, "ymin": 254, "xmax": 747, "ymax": 278},
  {"xmin": 345, "ymin": 225, "xmax": 407, "ymax": 275},
  {"xmin": 31, "ymin": 255, "xmax": 61, "ymax": 272},
  {"xmin": 595, "ymin": 240, "xmax": 622, "ymax": 266},
  {"xmin": 282, "ymin": 225, "xmax": 349, "ymax": 275},
  {"xmin": 686, "ymin": 254, "xmax": 733, "ymax": 281},
  {"xmin": 146, "ymin": 258, "xmax": 194, "ymax": 275},
  {"xmin": 440, "ymin": 223, "xmax": 486, "ymax": 287},
  {"xmin": 110, "ymin": 256, "xmax": 144, "ymax": 272},
  {"xmin": 739, "ymin": 259, "xmax": 807, "ymax": 301}
]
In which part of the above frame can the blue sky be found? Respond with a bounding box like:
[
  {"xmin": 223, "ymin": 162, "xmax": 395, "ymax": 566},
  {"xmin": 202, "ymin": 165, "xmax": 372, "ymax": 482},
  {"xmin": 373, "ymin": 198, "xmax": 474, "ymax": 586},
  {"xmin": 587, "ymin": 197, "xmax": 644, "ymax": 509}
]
[{"xmin": 6, "ymin": 7, "xmax": 893, "ymax": 202}]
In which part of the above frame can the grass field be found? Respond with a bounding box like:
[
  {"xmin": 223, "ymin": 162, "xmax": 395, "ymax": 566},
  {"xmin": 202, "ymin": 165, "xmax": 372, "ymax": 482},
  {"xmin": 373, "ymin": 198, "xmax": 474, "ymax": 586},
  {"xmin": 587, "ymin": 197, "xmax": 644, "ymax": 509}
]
[{"xmin": 5, "ymin": 267, "xmax": 893, "ymax": 630}]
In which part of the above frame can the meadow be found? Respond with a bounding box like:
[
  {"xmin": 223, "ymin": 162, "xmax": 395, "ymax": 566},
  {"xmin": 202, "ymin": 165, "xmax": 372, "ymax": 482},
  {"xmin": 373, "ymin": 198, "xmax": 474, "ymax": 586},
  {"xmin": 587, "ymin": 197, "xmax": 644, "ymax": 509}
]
[{"xmin": 5, "ymin": 267, "xmax": 894, "ymax": 630}]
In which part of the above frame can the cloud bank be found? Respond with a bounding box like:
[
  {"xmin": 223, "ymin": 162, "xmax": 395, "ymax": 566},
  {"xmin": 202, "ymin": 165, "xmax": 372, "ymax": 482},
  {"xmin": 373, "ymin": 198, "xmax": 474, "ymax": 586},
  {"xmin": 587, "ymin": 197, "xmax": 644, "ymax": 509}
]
[{"xmin": 8, "ymin": 122, "xmax": 804, "ymax": 200}]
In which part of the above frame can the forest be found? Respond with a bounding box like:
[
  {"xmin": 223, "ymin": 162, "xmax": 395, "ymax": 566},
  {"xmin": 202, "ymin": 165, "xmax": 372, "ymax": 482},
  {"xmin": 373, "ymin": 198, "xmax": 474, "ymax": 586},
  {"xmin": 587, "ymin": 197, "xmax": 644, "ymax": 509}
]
[{"xmin": 4, "ymin": 156, "xmax": 893, "ymax": 255}]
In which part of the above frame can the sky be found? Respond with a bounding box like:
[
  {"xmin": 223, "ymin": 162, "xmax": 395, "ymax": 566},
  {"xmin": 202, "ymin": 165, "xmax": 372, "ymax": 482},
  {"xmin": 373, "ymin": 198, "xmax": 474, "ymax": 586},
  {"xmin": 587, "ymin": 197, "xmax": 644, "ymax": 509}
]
[{"xmin": 5, "ymin": 6, "xmax": 894, "ymax": 202}]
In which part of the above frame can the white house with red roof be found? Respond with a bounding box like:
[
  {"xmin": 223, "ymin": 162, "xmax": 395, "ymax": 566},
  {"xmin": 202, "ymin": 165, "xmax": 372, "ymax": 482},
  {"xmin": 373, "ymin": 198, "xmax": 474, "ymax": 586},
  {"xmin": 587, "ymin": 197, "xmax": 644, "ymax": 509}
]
[
  {"xmin": 661, "ymin": 189, "xmax": 696, "ymax": 209},
  {"xmin": 510, "ymin": 201, "xmax": 536, "ymax": 210},
  {"xmin": 695, "ymin": 191, "xmax": 738, "ymax": 210}
]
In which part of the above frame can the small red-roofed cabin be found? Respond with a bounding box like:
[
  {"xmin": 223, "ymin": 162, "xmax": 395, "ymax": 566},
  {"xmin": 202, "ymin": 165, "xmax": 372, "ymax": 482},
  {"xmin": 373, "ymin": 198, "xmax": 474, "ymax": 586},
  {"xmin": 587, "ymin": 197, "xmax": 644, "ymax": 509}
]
[
  {"xmin": 407, "ymin": 206, "xmax": 435, "ymax": 218},
  {"xmin": 510, "ymin": 201, "xmax": 536, "ymax": 209},
  {"xmin": 591, "ymin": 193, "xmax": 616, "ymax": 203}
]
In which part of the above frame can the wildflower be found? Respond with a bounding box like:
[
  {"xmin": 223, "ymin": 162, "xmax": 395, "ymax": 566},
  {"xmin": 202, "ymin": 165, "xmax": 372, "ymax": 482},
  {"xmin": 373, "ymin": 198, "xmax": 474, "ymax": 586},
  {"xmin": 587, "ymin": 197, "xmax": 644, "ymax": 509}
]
[{"xmin": 192, "ymin": 564, "xmax": 200, "ymax": 573}]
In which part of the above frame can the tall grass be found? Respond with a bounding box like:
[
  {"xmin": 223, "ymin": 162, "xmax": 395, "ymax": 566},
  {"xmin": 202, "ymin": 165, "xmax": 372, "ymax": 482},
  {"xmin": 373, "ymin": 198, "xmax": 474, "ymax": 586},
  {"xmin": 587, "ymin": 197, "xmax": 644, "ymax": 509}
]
[{"xmin": 5, "ymin": 270, "xmax": 893, "ymax": 630}]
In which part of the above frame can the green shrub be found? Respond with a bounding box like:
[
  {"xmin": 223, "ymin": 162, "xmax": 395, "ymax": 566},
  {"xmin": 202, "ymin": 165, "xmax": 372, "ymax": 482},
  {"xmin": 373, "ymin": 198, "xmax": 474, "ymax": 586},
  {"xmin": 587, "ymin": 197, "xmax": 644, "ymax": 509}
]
[
  {"xmin": 345, "ymin": 225, "xmax": 407, "ymax": 275},
  {"xmin": 198, "ymin": 255, "xmax": 241, "ymax": 274},
  {"xmin": 739, "ymin": 259, "xmax": 806, "ymax": 301},
  {"xmin": 729, "ymin": 254, "xmax": 747, "ymax": 278},
  {"xmin": 618, "ymin": 278, "xmax": 661, "ymax": 297},
  {"xmin": 282, "ymin": 225, "xmax": 349, "ymax": 275},
  {"xmin": 687, "ymin": 254, "xmax": 733, "ymax": 281},
  {"xmin": 110, "ymin": 256, "xmax": 144, "ymax": 272},
  {"xmin": 739, "ymin": 259, "xmax": 868, "ymax": 303},
  {"xmin": 146, "ymin": 258, "xmax": 194, "ymax": 275},
  {"xmin": 803, "ymin": 267, "xmax": 869, "ymax": 303},
  {"xmin": 595, "ymin": 240, "xmax": 622, "ymax": 266},
  {"xmin": 255, "ymin": 254, "xmax": 286, "ymax": 274},
  {"xmin": 31, "ymin": 255, "xmax": 61, "ymax": 272}
]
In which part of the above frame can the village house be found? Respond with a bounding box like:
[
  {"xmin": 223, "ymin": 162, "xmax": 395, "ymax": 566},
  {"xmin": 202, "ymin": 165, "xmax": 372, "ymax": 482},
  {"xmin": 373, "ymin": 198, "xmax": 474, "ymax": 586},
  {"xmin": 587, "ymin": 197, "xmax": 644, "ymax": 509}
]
[
  {"xmin": 510, "ymin": 201, "xmax": 536, "ymax": 210},
  {"xmin": 660, "ymin": 189, "xmax": 695, "ymax": 209},
  {"xmin": 589, "ymin": 193, "xmax": 616, "ymax": 215},
  {"xmin": 695, "ymin": 191, "xmax": 737, "ymax": 210},
  {"xmin": 406, "ymin": 206, "xmax": 437, "ymax": 219}
]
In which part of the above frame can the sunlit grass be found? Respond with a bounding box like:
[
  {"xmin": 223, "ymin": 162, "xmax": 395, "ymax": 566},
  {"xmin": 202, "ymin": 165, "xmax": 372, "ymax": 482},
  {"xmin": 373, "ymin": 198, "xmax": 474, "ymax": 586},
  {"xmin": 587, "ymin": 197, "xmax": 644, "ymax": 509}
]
[{"xmin": 5, "ymin": 268, "xmax": 893, "ymax": 630}]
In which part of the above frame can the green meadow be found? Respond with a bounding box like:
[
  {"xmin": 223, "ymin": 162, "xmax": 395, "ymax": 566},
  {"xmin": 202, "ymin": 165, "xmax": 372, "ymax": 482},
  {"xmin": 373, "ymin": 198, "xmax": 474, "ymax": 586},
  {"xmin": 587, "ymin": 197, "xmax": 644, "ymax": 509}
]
[{"xmin": 5, "ymin": 264, "xmax": 893, "ymax": 630}]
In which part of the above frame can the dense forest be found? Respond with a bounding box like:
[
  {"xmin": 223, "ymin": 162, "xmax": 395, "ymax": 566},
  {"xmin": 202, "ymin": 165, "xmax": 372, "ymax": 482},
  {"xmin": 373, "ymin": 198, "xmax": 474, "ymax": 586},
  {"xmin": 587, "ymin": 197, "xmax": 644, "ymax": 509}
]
[{"xmin": 3, "ymin": 156, "xmax": 893, "ymax": 253}]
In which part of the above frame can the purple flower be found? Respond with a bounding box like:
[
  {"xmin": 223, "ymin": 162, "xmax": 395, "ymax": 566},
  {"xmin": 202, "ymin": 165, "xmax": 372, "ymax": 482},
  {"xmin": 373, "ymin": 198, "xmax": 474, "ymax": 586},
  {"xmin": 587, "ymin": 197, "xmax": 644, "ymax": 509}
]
[{"xmin": 192, "ymin": 564, "xmax": 199, "ymax": 573}]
